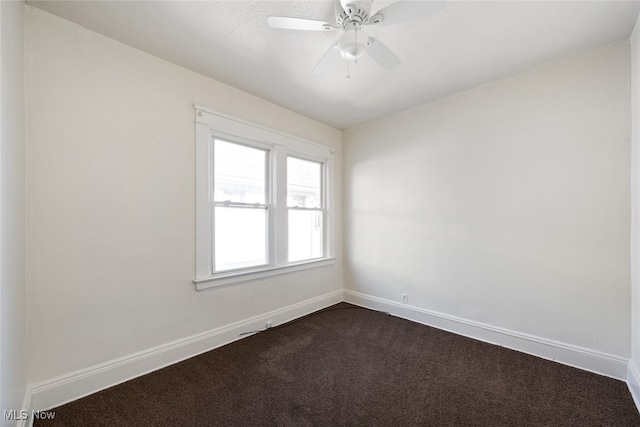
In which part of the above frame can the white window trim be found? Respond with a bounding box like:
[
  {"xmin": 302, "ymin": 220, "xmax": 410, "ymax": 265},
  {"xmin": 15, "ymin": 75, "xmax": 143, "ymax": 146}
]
[{"xmin": 194, "ymin": 106, "xmax": 336, "ymax": 291}]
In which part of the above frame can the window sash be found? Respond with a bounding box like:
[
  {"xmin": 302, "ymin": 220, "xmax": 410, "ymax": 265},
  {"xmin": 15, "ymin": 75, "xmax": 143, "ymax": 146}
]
[
  {"xmin": 287, "ymin": 207, "xmax": 325, "ymax": 262},
  {"xmin": 213, "ymin": 139, "xmax": 269, "ymax": 205},
  {"xmin": 211, "ymin": 137, "xmax": 273, "ymax": 275},
  {"xmin": 286, "ymin": 155, "xmax": 326, "ymax": 262},
  {"xmin": 213, "ymin": 205, "xmax": 270, "ymax": 273},
  {"xmin": 286, "ymin": 155, "xmax": 324, "ymax": 209}
]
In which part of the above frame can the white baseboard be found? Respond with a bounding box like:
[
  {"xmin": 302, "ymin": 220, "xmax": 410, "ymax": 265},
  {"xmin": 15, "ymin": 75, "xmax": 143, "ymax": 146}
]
[
  {"xmin": 344, "ymin": 289, "xmax": 628, "ymax": 380},
  {"xmin": 628, "ymin": 360, "xmax": 640, "ymax": 413},
  {"xmin": 27, "ymin": 287, "xmax": 632, "ymax": 413},
  {"xmin": 30, "ymin": 289, "xmax": 343, "ymax": 411},
  {"xmin": 15, "ymin": 388, "xmax": 33, "ymax": 427}
]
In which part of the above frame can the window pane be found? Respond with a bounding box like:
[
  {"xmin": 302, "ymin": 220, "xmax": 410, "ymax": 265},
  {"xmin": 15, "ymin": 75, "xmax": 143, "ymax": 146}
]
[
  {"xmin": 287, "ymin": 157, "xmax": 321, "ymax": 208},
  {"xmin": 215, "ymin": 207, "xmax": 268, "ymax": 271},
  {"xmin": 288, "ymin": 210, "xmax": 323, "ymax": 262},
  {"xmin": 214, "ymin": 140, "xmax": 266, "ymax": 204}
]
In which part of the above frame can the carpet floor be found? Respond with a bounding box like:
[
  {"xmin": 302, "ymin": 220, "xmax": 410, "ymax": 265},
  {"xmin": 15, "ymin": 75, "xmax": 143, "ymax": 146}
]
[{"xmin": 34, "ymin": 303, "xmax": 640, "ymax": 426}]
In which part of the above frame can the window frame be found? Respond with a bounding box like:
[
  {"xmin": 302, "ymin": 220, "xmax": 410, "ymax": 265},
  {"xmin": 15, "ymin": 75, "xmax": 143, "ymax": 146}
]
[{"xmin": 194, "ymin": 106, "xmax": 335, "ymax": 291}]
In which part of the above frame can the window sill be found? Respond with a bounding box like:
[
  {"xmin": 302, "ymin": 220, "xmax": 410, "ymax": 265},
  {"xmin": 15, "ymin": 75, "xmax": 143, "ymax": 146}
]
[{"xmin": 193, "ymin": 258, "xmax": 336, "ymax": 291}]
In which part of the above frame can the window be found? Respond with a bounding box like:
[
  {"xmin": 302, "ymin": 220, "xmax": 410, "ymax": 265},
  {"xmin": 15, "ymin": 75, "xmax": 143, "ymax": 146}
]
[
  {"xmin": 214, "ymin": 140, "xmax": 269, "ymax": 272},
  {"xmin": 287, "ymin": 156, "xmax": 324, "ymax": 263},
  {"xmin": 194, "ymin": 107, "xmax": 335, "ymax": 290}
]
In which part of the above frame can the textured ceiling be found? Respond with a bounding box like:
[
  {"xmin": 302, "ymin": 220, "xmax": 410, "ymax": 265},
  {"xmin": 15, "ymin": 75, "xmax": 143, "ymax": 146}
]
[{"xmin": 29, "ymin": 0, "xmax": 640, "ymax": 130}]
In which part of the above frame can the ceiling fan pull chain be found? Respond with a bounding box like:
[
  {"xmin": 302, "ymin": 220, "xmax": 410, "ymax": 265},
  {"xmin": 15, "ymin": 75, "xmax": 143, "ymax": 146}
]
[{"xmin": 355, "ymin": 25, "xmax": 358, "ymax": 65}]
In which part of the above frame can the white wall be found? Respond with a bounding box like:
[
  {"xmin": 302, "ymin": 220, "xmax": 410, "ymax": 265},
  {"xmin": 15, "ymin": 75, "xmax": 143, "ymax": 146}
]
[
  {"xmin": 344, "ymin": 42, "xmax": 631, "ymax": 360},
  {"xmin": 25, "ymin": 6, "xmax": 342, "ymax": 386},
  {"xmin": 0, "ymin": 2, "xmax": 27, "ymax": 425},
  {"xmin": 629, "ymin": 13, "xmax": 640, "ymax": 408},
  {"xmin": 0, "ymin": 1, "xmax": 27, "ymax": 425}
]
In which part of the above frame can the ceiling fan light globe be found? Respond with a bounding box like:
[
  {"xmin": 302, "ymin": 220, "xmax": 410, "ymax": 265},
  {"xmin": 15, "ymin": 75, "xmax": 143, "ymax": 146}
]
[
  {"xmin": 340, "ymin": 48, "xmax": 365, "ymax": 60},
  {"xmin": 338, "ymin": 29, "xmax": 365, "ymax": 60}
]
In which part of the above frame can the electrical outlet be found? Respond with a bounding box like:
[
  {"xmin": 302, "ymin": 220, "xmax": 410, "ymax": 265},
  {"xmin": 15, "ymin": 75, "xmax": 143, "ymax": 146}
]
[
  {"xmin": 401, "ymin": 293, "xmax": 408, "ymax": 304},
  {"xmin": 266, "ymin": 320, "xmax": 273, "ymax": 329}
]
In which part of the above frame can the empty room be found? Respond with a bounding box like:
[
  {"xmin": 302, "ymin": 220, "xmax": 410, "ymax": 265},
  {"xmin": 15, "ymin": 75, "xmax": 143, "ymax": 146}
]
[{"xmin": 3, "ymin": 0, "xmax": 640, "ymax": 425}]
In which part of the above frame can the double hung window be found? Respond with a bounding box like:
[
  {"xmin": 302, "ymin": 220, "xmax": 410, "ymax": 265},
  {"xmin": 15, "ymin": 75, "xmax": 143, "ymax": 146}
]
[
  {"xmin": 287, "ymin": 156, "xmax": 324, "ymax": 263},
  {"xmin": 195, "ymin": 107, "xmax": 335, "ymax": 290},
  {"xmin": 213, "ymin": 140, "xmax": 270, "ymax": 272}
]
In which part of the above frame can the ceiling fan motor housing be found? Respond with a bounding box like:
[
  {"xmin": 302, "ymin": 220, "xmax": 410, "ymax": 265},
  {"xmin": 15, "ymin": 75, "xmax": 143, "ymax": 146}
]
[{"xmin": 336, "ymin": 0, "xmax": 372, "ymax": 26}]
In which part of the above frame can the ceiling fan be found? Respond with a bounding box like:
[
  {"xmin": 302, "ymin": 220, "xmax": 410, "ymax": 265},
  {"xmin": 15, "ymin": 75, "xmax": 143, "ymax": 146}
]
[{"xmin": 268, "ymin": 0, "xmax": 444, "ymax": 75}]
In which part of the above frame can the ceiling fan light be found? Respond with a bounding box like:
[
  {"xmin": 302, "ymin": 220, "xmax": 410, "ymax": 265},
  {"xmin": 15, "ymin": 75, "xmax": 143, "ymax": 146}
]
[{"xmin": 338, "ymin": 28, "xmax": 365, "ymax": 60}]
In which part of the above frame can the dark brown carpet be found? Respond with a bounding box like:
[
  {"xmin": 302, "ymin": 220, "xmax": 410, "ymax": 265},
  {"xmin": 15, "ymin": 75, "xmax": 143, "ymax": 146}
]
[{"xmin": 35, "ymin": 303, "xmax": 640, "ymax": 426}]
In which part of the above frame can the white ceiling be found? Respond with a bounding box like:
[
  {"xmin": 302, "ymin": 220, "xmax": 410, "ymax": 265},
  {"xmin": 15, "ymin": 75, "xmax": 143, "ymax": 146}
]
[{"xmin": 29, "ymin": 0, "xmax": 640, "ymax": 130}]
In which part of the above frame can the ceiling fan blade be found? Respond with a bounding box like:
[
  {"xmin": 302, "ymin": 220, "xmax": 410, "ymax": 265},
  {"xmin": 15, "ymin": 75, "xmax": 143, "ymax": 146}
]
[
  {"xmin": 365, "ymin": 37, "xmax": 401, "ymax": 70},
  {"xmin": 369, "ymin": 0, "xmax": 444, "ymax": 27},
  {"xmin": 313, "ymin": 43, "xmax": 341, "ymax": 74},
  {"xmin": 267, "ymin": 16, "xmax": 337, "ymax": 31}
]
